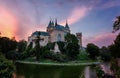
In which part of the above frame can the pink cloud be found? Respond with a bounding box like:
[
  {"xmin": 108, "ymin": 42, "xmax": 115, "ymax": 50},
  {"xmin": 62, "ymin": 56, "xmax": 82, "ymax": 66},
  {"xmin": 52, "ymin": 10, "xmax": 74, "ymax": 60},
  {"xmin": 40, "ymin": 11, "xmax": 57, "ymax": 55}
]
[
  {"xmin": 60, "ymin": 6, "xmax": 91, "ymax": 25},
  {"xmin": 83, "ymin": 32, "xmax": 117, "ymax": 47},
  {"xmin": 0, "ymin": 6, "xmax": 18, "ymax": 39},
  {"xmin": 101, "ymin": 0, "xmax": 120, "ymax": 9}
]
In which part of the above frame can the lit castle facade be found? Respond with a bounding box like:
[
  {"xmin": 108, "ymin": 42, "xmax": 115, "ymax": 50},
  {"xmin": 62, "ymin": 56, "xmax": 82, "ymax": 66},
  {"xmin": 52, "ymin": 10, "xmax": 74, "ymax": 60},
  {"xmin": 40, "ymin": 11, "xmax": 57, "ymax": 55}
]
[{"xmin": 28, "ymin": 19, "xmax": 82, "ymax": 48}]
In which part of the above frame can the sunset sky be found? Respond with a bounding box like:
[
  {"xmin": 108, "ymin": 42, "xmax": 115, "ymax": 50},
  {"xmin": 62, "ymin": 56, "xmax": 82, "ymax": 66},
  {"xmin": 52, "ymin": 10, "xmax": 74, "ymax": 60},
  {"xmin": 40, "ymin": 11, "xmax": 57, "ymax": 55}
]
[{"xmin": 0, "ymin": 0, "xmax": 120, "ymax": 47}]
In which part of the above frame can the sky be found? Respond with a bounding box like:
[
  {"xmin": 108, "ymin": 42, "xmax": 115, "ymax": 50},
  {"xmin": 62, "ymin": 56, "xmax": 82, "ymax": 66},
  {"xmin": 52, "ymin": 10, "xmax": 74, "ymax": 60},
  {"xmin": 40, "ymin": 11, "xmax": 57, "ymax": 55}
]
[{"xmin": 0, "ymin": 0, "xmax": 120, "ymax": 47}]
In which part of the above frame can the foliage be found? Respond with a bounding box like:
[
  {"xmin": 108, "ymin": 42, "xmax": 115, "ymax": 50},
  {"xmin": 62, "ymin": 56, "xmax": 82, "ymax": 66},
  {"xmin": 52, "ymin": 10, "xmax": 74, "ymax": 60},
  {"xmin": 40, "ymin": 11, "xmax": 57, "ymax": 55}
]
[
  {"xmin": 109, "ymin": 32, "xmax": 120, "ymax": 77},
  {"xmin": 95, "ymin": 66, "xmax": 104, "ymax": 78},
  {"xmin": 65, "ymin": 33, "xmax": 78, "ymax": 44},
  {"xmin": 57, "ymin": 41, "xmax": 66, "ymax": 54},
  {"xmin": 113, "ymin": 16, "xmax": 120, "ymax": 32},
  {"xmin": 51, "ymin": 53, "xmax": 68, "ymax": 62},
  {"xmin": 6, "ymin": 50, "xmax": 18, "ymax": 60},
  {"xmin": 114, "ymin": 33, "xmax": 120, "ymax": 57},
  {"xmin": 47, "ymin": 41, "xmax": 66, "ymax": 53},
  {"xmin": 0, "ymin": 52, "xmax": 15, "ymax": 78},
  {"xmin": 46, "ymin": 42, "xmax": 55, "ymax": 50},
  {"xmin": 86, "ymin": 43, "xmax": 100, "ymax": 60},
  {"xmin": 0, "ymin": 37, "xmax": 17, "ymax": 54},
  {"xmin": 109, "ymin": 33, "xmax": 120, "ymax": 58},
  {"xmin": 25, "ymin": 42, "xmax": 33, "ymax": 52},
  {"xmin": 34, "ymin": 36, "xmax": 41, "ymax": 61},
  {"xmin": 17, "ymin": 40, "xmax": 27, "ymax": 52},
  {"xmin": 65, "ymin": 33, "xmax": 79, "ymax": 60},
  {"xmin": 78, "ymin": 50, "xmax": 89, "ymax": 60},
  {"xmin": 100, "ymin": 46, "xmax": 111, "ymax": 62},
  {"xmin": 111, "ymin": 58, "xmax": 120, "ymax": 78}
]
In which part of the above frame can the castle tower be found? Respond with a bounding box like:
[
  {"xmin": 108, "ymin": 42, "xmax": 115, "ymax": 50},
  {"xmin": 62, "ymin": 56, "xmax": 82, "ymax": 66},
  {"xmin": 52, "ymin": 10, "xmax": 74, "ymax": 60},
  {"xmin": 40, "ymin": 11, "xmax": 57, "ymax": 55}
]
[
  {"xmin": 47, "ymin": 19, "xmax": 55, "ymax": 33},
  {"xmin": 76, "ymin": 32, "xmax": 82, "ymax": 48},
  {"xmin": 55, "ymin": 18, "xmax": 58, "ymax": 26},
  {"xmin": 65, "ymin": 20, "xmax": 70, "ymax": 33}
]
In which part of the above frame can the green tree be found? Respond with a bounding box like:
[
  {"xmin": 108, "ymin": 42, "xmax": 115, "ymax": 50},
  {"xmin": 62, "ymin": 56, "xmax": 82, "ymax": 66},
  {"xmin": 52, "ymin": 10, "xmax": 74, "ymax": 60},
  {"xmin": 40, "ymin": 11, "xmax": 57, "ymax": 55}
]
[
  {"xmin": 25, "ymin": 42, "xmax": 33, "ymax": 52},
  {"xmin": 86, "ymin": 43, "xmax": 100, "ymax": 60},
  {"xmin": 65, "ymin": 33, "xmax": 78, "ymax": 44},
  {"xmin": 57, "ymin": 41, "xmax": 66, "ymax": 54},
  {"xmin": 114, "ymin": 33, "xmax": 120, "ymax": 57},
  {"xmin": 0, "ymin": 37, "xmax": 17, "ymax": 54},
  {"xmin": 100, "ymin": 46, "xmax": 111, "ymax": 62},
  {"xmin": 0, "ymin": 52, "xmax": 15, "ymax": 78},
  {"xmin": 46, "ymin": 42, "xmax": 55, "ymax": 50},
  {"xmin": 78, "ymin": 50, "xmax": 89, "ymax": 60},
  {"xmin": 17, "ymin": 40, "xmax": 27, "ymax": 52},
  {"xmin": 113, "ymin": 16, "xmax": 120, "ymax": 32},
  {"xmin": 108, "ymin": 44, "xmax": 116, "ymax": 58},
  {"xmin": 109, "ymin": 33, "xmax": 120, "ymax": 58},
  {"xmin": 35, "ymin": 35, "xmax": 41, "ymax": 61},
  {"xmin": 65, "ymin": 33, "xmax": 79, "ymax": 60}
]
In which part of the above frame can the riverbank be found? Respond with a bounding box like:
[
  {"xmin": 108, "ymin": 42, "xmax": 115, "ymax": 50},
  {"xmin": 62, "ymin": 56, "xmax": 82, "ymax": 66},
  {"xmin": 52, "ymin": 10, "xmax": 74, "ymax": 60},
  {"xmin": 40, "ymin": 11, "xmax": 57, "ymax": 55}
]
[{"xmin": 16, "ymin": 60, "xmax": 101, "ymax": 66}]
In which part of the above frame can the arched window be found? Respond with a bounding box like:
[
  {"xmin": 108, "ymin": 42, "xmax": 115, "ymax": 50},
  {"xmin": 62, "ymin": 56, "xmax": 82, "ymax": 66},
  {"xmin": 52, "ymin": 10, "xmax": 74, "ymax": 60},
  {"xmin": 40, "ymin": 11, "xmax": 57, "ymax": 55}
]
[{"xmin": 57, "ymin": 34, "xmax": 61, "ymax": 41}]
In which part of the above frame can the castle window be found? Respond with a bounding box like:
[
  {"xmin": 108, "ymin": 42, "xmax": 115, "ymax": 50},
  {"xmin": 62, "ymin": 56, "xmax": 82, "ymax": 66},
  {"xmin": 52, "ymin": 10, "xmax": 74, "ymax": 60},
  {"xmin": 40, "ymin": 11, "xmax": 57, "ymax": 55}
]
[{"xmin": 57, "ymin": 34, "xmax": 61, "ymax": 41}]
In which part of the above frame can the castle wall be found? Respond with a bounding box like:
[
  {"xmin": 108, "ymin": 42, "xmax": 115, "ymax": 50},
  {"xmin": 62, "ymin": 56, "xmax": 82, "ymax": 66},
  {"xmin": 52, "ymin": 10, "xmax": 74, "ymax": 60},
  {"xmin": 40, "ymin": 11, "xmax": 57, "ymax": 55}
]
[
  {"xmin": 50, "ymin": 30, "xmax": 65, "ymax": 42},
  {"xmin": 40, "ymin": 35, "xmax": 49, "ymax": 46},
  {"xmin": 27, "ymin": 35, "xmax": 49, "ymax": 47}
]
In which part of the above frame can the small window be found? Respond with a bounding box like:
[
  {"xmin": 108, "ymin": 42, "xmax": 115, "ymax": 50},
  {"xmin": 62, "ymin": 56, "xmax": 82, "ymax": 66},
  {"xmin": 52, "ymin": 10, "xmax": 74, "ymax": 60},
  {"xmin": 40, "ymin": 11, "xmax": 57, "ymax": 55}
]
[{"xmin": 57, "ymin": 34, "xmax": 61, "ymax": 41}]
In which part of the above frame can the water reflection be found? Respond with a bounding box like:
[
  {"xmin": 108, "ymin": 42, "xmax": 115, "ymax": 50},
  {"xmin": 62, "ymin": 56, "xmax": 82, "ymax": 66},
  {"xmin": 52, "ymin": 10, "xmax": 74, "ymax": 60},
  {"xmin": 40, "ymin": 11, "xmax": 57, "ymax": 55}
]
[{"xmin": 15, "ymin": 63, "xmax": 85, "ymax": 78}]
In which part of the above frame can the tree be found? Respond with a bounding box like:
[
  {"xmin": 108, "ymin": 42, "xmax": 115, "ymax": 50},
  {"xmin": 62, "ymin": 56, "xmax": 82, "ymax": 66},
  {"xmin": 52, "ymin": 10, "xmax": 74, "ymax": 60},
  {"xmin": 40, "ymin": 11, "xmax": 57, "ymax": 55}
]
[
  {"xmin": 0, "ymin": 52, "xmax": 15, "ymax": 78},
  {"xmin": 65, "ymin": 33, "xmax": 78, "ymax": 44},
  {"xmin": 113, "ymin": 16, "xmax": 120, "ymax": 33},
  {"xmin": 57, "ymin": 41, "xmax": 66, "ymax": 54},
  {"xmin": 114, "ymin": 33, "xmax": 120, "ymax": 57},
  {"xmin": 65, "ymin": 33, "xmax": 79, "ymax": 60},
  {"xmin": 109, "ymin": 33, "xmax": 120, "ymax": 58},
  {"xmin": 17, "ymin": 40, "xmax": 27, "ymax": 52},
  {"xmin": 0, "ymin": 37, "xmax": 17, "ymax": 54},
  {"xmin": 34, "ymin": 32, "xmax": 41, "ymax": 61},
  {"xmin": 86, "ymin": 43, "xmax": 100, "ymax": 60},
  {"xmin": 25, "ymin": 42, "xmax": 33, "ymax": 52},
  {"xmin": 100, "ymin": 46, "xmax": 111, "ymax": 62}
]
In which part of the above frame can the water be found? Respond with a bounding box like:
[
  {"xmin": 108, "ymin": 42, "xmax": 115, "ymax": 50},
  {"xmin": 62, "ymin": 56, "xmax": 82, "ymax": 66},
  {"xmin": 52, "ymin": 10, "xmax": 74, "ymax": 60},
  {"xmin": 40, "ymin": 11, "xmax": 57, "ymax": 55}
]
[{"xmin": 15, "ymin": 63, "xmax": 86, "ymax": 78}]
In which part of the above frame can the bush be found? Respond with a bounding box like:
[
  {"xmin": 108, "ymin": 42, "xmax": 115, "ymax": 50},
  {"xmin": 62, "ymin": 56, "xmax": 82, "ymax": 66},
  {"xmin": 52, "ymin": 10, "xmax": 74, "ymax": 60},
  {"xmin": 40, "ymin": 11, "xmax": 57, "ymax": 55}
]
[
  {"xmin": 78, "ymin": 50, "xmax": 89, "ymax": 60},
  {"xmin": 0, "ymin": 52, "xmax": 15, "ymax": 78}
]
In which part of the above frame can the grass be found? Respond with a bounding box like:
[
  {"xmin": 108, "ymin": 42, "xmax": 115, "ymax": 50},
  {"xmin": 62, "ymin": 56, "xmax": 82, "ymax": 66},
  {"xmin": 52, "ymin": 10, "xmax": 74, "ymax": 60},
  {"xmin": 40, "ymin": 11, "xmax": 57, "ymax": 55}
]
[{"xmin": 16, "ymin": 60, "xmax": 101, "ymax": 67}]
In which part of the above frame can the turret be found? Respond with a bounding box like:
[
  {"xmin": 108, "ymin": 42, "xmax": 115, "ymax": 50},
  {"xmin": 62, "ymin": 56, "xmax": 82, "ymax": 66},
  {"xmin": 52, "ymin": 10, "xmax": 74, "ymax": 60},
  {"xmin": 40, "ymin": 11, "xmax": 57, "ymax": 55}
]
[
  {"xmin": 65, "ymin": 20, "xmax": 70, "ymax": 33},
  {"xmin": 48, "ymin": 20, "xmax": 52, "ymax": 27},
  {"xmin": 55, "ymin": 18, "xmax": 58, "ymax": 26},
  {"xmin": 47, "ymin": 19, "xmax": 55, "ymax": 32},
  {"xmin": 65, "ymin": 20, "xmax": 69, "ymax": 30},
  {"xmin": 51, "ymin": 21, "xmax": 54, "ymax": 26}
]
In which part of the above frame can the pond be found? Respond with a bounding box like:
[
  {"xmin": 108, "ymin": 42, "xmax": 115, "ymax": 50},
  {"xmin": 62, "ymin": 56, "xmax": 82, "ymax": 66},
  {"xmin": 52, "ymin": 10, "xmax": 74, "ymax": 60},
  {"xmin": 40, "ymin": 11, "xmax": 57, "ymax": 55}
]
[{"xmin": 15, "ymin": 63, "xmax": 86, "ymax": 78}]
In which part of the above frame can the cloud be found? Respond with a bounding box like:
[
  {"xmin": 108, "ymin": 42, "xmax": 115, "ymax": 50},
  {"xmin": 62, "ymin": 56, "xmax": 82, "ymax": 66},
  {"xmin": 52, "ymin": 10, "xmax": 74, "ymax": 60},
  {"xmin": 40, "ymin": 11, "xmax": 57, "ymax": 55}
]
[
  {"xmin": 0, "ymin": 6, "xmax": 18, "ymax": 39},
  {"xmin": 100, "ymin": 0, "xmax": 120, "ymax": 9},
  {"xmin": 83, "ymin": 32, "xmax": 117, "ymax": 47},
  {"xmin": 60, "ymin": 6, "xmax": 91, "ymax": 25}
]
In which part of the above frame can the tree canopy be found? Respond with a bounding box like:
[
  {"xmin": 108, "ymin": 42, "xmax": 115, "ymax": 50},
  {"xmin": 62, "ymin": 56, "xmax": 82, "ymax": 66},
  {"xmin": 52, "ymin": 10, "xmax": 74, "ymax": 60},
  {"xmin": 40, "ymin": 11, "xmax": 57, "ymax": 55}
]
[
  {"xmin": 0, "ymin": 52, "xmax": 15, "ymax": 78},
  {"xmin": 109, "ymin": 33, "xmax": 120, "ymax": 58},
  {"xmin": 0, "ymin": 37, "xmax": 17, "ymax": 54},
  {"xmin": 100, "ymin": 46, "xmax": 111, "ymax": 62},
  {"xmin": 113, "ymin": 16, "xmax": 120, "ymax": 32},
  {"xmin": 65, "ymin": 33, "xmax": 79, "ymax": 60},
  {"xmin": 86, "ymin": 43, "xmax": 100, "ymax": 60}
]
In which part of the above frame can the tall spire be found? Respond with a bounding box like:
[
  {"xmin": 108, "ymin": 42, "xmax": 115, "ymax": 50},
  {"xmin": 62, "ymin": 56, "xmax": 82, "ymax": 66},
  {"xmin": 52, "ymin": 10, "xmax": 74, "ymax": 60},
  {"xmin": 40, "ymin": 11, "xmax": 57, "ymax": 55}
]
[
  {"xmin": 65, "ymin": 20, "xmax": 69, "ymax": 28},
  {"xmin": 48, "ymin": 19, "xmax": 52, "ymax": 27},
  {"xmin": 55, "ymin": 18, "xmax": 57, "ymax": 26},
  {"xmin": 51, "ymin": 19, "xmax": 54, "ymax": 26}
]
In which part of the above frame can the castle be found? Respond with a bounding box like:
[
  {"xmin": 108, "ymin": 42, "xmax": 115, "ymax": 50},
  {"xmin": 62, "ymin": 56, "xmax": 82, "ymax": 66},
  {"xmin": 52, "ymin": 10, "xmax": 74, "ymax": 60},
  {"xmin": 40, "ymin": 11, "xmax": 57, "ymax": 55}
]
[{"xmin": 28, "ymin": 19, "xmax": 82, "ymax": 48}]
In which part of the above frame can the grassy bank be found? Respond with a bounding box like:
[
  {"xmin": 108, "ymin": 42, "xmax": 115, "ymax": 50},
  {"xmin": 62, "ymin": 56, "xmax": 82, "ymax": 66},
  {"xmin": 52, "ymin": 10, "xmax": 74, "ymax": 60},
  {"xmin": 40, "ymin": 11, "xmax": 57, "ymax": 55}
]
[{"xmin": 16, "ymin": 60, "xmax": 101, "ymax": 66}]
